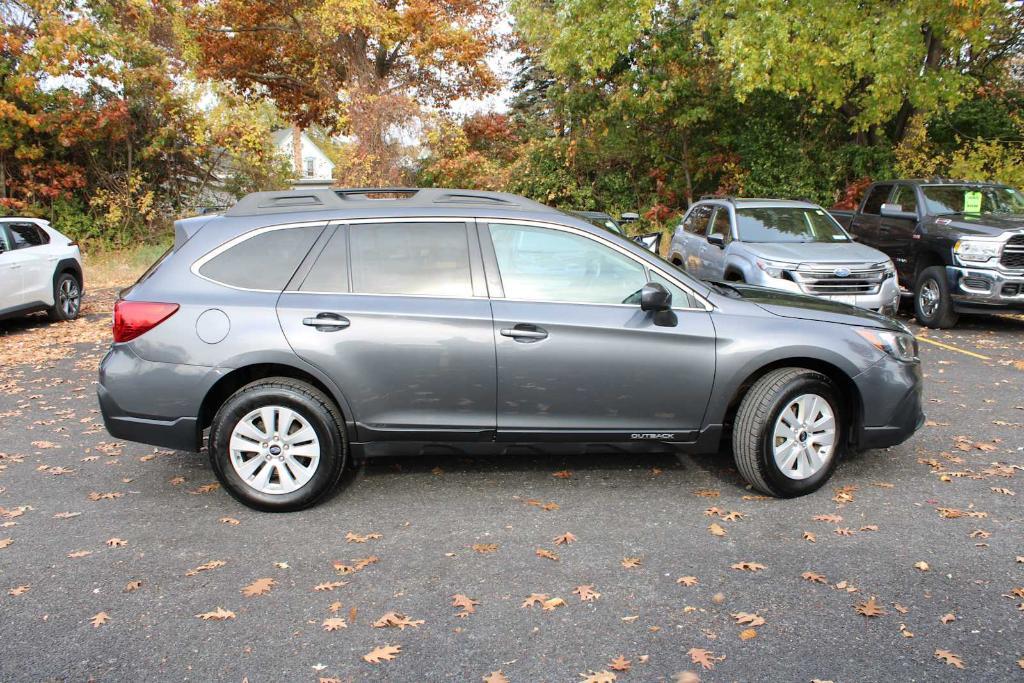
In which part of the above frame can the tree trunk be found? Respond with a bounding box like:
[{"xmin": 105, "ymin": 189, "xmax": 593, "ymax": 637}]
[{"xmin": 681, "ymin": 130, "xmax": 694, "ymax": 207}]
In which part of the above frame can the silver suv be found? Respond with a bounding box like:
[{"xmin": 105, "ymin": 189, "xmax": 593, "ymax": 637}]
[
  {"xmin": 98, "ymin": 188, "xmax": 924, "ymax": 511},
  {"xmin": 669, "ymin": 199, "xmax": 901, "ymax": 315}
]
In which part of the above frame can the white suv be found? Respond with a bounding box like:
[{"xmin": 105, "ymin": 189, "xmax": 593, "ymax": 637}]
[{"xmin": 0, "ymin": 218, "xmax": 83, "ymax": 322}]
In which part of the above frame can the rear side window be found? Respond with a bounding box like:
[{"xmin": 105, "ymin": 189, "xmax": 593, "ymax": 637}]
[
  {"xmin": 862, "ymin": 185, "xmax": 893, "ymax": 215},
  {"xmin": 198, "ymin": 225, "xmax": 323, "ymax": 290},
  {"xmin": 349, "ymin": 222, "xmax": 473, "ymax": 297},
  {"xmin": 7, "ymin": 222, "xmax": 48, "ymax": 248},
  {"xmin": 683, "ymin": 205, "xmax": 713, "ymax": 234},
  {"xmin": 301, "ymin": 228, "xmax": 349, "ymax": 292}
]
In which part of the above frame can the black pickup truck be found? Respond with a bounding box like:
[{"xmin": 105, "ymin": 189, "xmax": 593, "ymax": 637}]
[{"xmin": 831, "ymin": 179, "xmax": 1024, "ymax": 328}]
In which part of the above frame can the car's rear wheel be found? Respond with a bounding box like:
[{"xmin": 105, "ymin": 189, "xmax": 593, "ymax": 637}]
[
  {"xmin": 208, "ymin": 378, "xmax": 346, "ymax": 511},
  {"xmin": 47, "ymin": 272, "xmax": 82, "ymax": 322},
  {"xmin": 732, "ymin": 368, "xmax": 844, "ymax": 497},
  {"xmin": 914, "ymin": 265, "xmax": 958, "ymax": 329}
]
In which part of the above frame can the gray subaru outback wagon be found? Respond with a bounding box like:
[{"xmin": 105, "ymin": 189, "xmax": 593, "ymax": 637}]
[{"xmin": 98, "ymin": 188, "xmax": 924, "ymax": 511}]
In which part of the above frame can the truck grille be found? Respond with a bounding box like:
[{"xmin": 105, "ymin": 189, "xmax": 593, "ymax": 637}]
[
  {"xmin": 790, "ymin": 263, "xmax": 887, "ymax": 296},
  {"xmin": 1001, "ymin": 235, "xmax": 1024, "ymax": 270}
]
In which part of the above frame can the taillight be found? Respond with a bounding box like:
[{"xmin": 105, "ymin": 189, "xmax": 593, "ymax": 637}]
[{"xmin": 112, "ymin": 300, "xmax": 179, "ymax": 343}]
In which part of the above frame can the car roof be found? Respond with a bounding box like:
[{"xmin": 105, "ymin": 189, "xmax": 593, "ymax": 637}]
[
  {"xmin": 696, "ymin": 198, "xmax": 819, "ymax": 209},
  {"xmin": 876, "ymin": 179, "xmax": 1010, "ymax": 187}
]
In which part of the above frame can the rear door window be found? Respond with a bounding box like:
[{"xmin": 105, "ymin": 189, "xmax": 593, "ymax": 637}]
[
  {"xmin": 349, "ymin": 222, "xmax": 473, "ymax": 297},
  {"xmin": 7, "ymin": 222, "xmax": 48, "ymax": 249},
  {"xmin": 683, "ymin": 205, "xmax": 713, "ymax": 234},
  {"xmin": 197, "ymin": 225, "xmax": 323, "ymax": 291},
  {"xmin": 862, "ymin": 185, "xmax": 894, "ymax": 215}
]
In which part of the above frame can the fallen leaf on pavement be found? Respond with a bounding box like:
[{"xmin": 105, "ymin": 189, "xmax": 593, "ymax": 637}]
[
  {"xmin": 363, "ymin": 644, "xmax": 401, "ymax": 663},
  {"xmin": 196, "ymin": 607, "xmax": 235, "ymax": 621},
  {"xmin": 554, "ymin": 532, "xmax": 577, "ymax": 545},
  {"xmin": 89, "ymin": 612, "xmax": 109, "ymax": 628},
  {"xmin": 452, "ymin": 594, "xmax": 479, "ymax": 617},
  {"xmin": 609, "ymin": 655, "xmax": 630, "ymax": 671},
  {"xmin": 731, "ymin": 562, "xmax": 766, "ymax": 572},
  {"xmin": 935, "ymin": 650, "xmax": 964, "ymax": 669},
  {"xmin": 579, "ymin": 672, "xmax": 616, "ymax": 683},
  {"xmin": 688, "ymin": 647, "xmax": 723, "ymax": 670},
  {"xmin": 573, "ymin": 585, "xmax": 600, "ymax": 601},
  {"xmin": 322, "ymin": 618, "xmax": 347, "ymax": 631},
  {"xmin": 372, "ymin": 612, "xmax": 424, "ymax": 629},
  {"xmin": 855, "ymin": 596, "xmax": 886, "ymax": 617},
  {"xmin": 242, "ymin": 578, "xmax": 275, "ymax": 597},
  {"xmin": 676, "ymin": 576, "xmax": 698, "ymax": 586}
]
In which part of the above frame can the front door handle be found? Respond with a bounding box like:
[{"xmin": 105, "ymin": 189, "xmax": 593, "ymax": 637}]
[
  {"xmin": 500, "ymin": 324, "xmax": 548, "ymax": 342},
  {"xmin": 302, "ymin": 312, "xmax": 350, "ymax": 331}
]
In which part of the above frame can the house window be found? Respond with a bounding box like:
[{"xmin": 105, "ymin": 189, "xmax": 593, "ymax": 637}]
[{"xmin": 304, "ymin": 157, "xmax": 315, "ymax": 177}]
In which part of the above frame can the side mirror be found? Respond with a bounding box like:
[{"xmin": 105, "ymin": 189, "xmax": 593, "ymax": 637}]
[
  {"xmin": 880, "ymin": 203, "xmax": 916, "ymax": 220},
  {"xmin": 640, "ymin": 282, "xmax": 672, "ymax": 312},
  {"xmin": 707, "ymin": 233, "xmax": 726, "ymax": 248}
]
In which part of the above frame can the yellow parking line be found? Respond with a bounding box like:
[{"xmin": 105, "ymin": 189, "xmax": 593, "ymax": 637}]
[{"xmin": 916, "ymin": 336, "xmax": 990, "ymax": 361}]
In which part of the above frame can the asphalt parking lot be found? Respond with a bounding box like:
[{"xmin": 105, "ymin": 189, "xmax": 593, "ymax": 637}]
[{"xmin": 1, "ymin": 287, "xmax": 1022, "ymax": 682}]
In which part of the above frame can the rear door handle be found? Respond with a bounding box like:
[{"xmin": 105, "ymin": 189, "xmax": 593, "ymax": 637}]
[
  {"xmin": 302, "ymin": 313, "xmax": 350, "ymax": 331},
  {"xmin": 500, "ymin": 324, "xmax": 548, "ymax": 342}
]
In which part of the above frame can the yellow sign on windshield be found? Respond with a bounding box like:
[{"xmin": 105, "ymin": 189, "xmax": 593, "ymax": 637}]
[{"xmin": 963, "ymin": 191, "xmax": 983, "ymax": 213}]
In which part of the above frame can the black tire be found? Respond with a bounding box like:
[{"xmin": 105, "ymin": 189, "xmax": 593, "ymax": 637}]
[
  {"xmin": 47, "ymin": 271, "xmax": 82, "ymax": 322},
  {"xmin": 914, "ymin": 265, "xmax": 959, "ymax": 329},
  {"xmin": 732, "ymin": 368, "xmax": 845, "ymax": 498},
  {"xmin": 208, "ymin": 378, "xmax": 347, "ymax": 511}
]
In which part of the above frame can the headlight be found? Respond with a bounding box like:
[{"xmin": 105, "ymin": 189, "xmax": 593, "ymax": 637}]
[
  {"xmin": 954, "ymin": 239, "xmax": 1000, "ymax": 263},
  {"xmin": 873, "ymin": 260, "xmax": 896, "ymax": 278},
  {"xmin": 756, "ymin": 258, "xmax": 797, "ymax": 278},
  {"xmin": 855, "ymin": 328, "xmax": 918, "ymax": 361}
]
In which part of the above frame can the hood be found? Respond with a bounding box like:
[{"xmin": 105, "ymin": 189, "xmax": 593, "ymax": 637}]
[
  {"xmin": 715, "ymin": 282, "xmax": 905, "ymax": 332},
  {"xmin": 929, "ymin": 213, "xmax": 1024, "ymax": 237},
  {"xmin": 748, "ymin": 240, "xmax": 888, "ymax": 264}
]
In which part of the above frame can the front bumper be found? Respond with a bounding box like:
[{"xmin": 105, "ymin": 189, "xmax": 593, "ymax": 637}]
[
  {"xmin": 947, "ymin": 265, "xmax": 1024, "ymax": 310},
  {"xmin": 853, "ymin": 355, "xmax": 925, "ymax": 450}
]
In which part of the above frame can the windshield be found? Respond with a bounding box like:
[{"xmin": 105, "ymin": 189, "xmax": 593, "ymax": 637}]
[
  {"xmin": 921, "ymin": 185, "xmax": 1024, "ymax": 216},
  {"xmin": 735, "ymin": 208, "xmax": 850, "ymax": 243}
]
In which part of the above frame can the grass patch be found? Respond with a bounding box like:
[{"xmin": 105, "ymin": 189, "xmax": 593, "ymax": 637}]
[{"xmin": 84, "ymin": 243, "xmax": 170, "ymax": 290}]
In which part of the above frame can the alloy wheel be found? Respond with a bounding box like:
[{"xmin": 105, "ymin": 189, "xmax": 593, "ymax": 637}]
[
  {"xmin": 59, "ymin": 278, "xmax": 81, "ymax": 318},
  {"xmin": 229, "ymin": 405, "xmax": 321, "ymax": 495},
  {"xmin": 771, "ymin": 393, "xmax": 836, "ymax": 480}
]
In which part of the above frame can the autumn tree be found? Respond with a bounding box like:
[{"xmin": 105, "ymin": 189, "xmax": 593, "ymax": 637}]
[{"xmin": 183, "ymin": 0, "xmax": 503, "ymax": 183}]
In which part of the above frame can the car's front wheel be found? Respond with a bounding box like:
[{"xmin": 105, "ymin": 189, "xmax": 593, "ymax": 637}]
[
  {"xmin": 47, "ymin": 272, "xmax": 82, "ymax": 322},
  {"xmin": 208, "ymin": 378, "xmax": 347, "ymax": 511},
  {"xmin": 732, "ymin": 368, "xmax": 844, "ymax": 497},
  {"xmin": 914, "ymin": 265, "xmax": 958, "ymax": 329}
]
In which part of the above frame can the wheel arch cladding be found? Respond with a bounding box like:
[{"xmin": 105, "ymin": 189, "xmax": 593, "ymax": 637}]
[
  {"xmin": 198, "ymin": 363, "xmax": 349, "ymax": 438},
  {"xmin": 54, "ymin": 258, "xmax": 83, "ymax": 286},
  {"xmin": 719, "ymin": 357, "xmax": 862, "ymax": 448}
]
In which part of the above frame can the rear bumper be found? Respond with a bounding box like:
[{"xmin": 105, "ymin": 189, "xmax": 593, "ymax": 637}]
[
  {"xmin": 98, "ymin": 383, "xmax": 201, "ymax": 451},
  {"xmin": 948, "ymin": 265, "xmax": 1024, "ymax": 311},
  {"xmin": 853, "ymin": 356, "xmax": 925, "ymax": 450},
  {"xmin": 97, "ymin": 344, "xmax": 223, "ymax": 452}
]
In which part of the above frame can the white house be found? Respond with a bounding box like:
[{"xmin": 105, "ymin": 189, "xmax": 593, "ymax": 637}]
[{"xmin": 271, "ymin": 127, "xmax": 335, "ymax": 186}]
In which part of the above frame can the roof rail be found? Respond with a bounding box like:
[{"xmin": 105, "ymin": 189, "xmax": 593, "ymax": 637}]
[
  {"xmin": 336, "ymin": 187, "xmax": 420, "ymax": 199},
  {"xmin": 700, "ymin": 194, "xmax": 735, "ymax": 202},
  {"xmin": 223, "ymin": 187, "xmax": 545, "ymax": 217}
]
